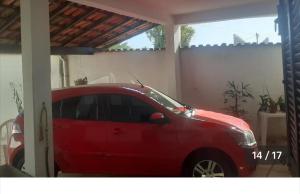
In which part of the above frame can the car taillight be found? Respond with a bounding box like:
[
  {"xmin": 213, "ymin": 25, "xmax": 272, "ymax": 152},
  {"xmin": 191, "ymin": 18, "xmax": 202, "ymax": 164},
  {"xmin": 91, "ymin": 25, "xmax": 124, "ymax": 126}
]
[{"xmin": 12, "ymin": 122, "xmax": 22, "ymax": 135}]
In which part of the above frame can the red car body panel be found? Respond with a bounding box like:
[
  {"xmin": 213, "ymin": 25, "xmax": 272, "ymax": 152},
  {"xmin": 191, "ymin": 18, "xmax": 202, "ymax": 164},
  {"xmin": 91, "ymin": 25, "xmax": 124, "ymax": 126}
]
[{"xmin": 7, "ymin": 84, "xmax": 257, "ymax": 176}]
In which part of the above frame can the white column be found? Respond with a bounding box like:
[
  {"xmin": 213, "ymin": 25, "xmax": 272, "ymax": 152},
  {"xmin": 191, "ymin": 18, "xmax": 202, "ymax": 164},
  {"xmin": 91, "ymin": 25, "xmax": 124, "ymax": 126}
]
[
  {"xmin": 21, "ymin": 0, "xmax": 54, "ymax": 177},
  {"xmin": 164, "ymin": 18, "xmax": 182, "ymax": 100}
]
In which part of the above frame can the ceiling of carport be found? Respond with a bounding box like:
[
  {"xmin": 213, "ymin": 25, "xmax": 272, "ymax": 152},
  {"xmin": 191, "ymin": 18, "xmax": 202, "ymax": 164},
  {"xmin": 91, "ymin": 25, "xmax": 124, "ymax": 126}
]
[{"xmin": 0, "ymin": 0, "xmax": 157, "ymax": 53}]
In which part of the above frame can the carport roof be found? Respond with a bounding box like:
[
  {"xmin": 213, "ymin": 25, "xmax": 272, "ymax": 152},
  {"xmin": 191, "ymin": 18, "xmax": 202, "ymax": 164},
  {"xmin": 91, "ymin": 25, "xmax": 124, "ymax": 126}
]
[{"xmin": 0, "ymin": 0, "xmax": 157, "ymax": 54}]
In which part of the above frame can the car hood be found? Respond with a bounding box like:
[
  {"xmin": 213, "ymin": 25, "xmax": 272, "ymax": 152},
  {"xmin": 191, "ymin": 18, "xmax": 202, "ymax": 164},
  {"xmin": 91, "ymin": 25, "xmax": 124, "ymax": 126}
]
[{"xmin": 191, "ymin": 109, "xmax": 251, "ymax": 131}]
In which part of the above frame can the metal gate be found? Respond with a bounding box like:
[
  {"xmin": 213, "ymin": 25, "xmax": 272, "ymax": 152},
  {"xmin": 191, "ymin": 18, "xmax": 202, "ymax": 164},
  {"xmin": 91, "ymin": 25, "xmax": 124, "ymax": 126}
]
[{"xmin": 277, "ymin": 0, "xmax": 300, "ymax": 177}]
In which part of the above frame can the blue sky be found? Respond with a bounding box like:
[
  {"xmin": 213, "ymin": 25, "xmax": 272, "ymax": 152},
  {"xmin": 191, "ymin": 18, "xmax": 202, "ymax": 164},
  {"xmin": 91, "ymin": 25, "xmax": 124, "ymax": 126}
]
[{"xmin": 123, "ymin": 16, "xmax": 281, "ymax": 49}]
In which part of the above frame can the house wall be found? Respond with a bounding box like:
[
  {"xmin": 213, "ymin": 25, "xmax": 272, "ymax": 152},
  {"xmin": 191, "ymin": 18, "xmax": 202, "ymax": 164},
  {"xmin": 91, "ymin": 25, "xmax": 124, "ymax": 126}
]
[
  {"xmin": 68, "ymin": 50, "xmax": 169, "ymax": 93},
  {"xmin": 67, "ymin": 44, "xmax": 285, "ymax": 139},
  {"xmin": 0, "ymin": 55, "xmax": 60, "ymax": 124},
  {"xmin": 0, "ymin": 45, "xmax": 285, "ymax": 141},
  {"xmin": 180, "ymin": 44, "xmax": 285, "ymax": 138}
]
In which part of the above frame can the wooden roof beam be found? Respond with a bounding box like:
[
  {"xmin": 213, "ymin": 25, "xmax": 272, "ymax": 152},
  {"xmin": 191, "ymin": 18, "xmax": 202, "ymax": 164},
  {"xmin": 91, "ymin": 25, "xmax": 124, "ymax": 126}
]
[
  {"xmin": 101, "ymin": 23, "xmax": 156, "ymax": 49},
  {"xmin": 60, "ymin": 12, "xmax": 114, "ymax": 46},
  {"xmin": 95, "ymin": 20, "xmax": 147, "ymax": 48},
  {"xmin": 50, "ymin": 7, "xmax": 97, "ymax": 39},
  {"xmin": 49, "ymin": 1, "xmax": 74, "ymax": 21},
  {"xmin": 0, "ymin": 12, "xmax": 19, "ymax": 35},
  {"xmin": 0, "ymin": 44, "xmax": 98, "ymax": 55},
  {"xmin": 0, "ymin": 4, "xmax": 18, "ymax": 11},
  {"xmin": 81, "ymin": 17, "xmax": 134, "ymax": 47}
]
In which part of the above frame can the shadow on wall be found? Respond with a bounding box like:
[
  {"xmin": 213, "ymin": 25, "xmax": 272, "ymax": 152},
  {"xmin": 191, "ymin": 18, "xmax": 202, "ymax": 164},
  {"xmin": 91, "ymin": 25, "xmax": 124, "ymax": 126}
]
[{"xmin": 180, "ymin": 45, "xmax": 285, "ymax": 138}]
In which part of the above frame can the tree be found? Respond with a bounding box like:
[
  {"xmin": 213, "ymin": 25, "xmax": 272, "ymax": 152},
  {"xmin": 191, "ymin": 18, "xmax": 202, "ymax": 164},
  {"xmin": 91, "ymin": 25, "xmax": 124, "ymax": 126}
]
[
  {"xmin": 180, "ymin": 25, "xmax": 195, "ymax": 47},
  {"xmin": 146, "ymin": 25, "xmax": 165, "ymax": 48},
  {"xmin": 109, "ymin": 42, "xmax": 132, "ymax": 50},
  {"xmin": 146, "ymin": 25, "xmax": 195, "ymax": 48}
]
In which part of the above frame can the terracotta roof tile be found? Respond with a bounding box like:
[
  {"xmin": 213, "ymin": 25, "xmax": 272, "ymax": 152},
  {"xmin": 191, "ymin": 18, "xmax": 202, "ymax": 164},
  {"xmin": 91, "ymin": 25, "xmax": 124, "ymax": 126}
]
[{"xmin": 0, "ymin": 0, "xmax": 157, "ymax": 51}]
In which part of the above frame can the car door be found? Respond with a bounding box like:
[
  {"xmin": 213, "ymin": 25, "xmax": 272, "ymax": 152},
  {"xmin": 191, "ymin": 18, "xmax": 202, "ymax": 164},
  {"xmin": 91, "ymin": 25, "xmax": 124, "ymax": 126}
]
[
  {"xmin": 104, "ymin": 94, "xmax": 179, "ymax": 176},
  {"xmin": 53, "ymin": 95, "xmax": 108, "ymax": 174}
]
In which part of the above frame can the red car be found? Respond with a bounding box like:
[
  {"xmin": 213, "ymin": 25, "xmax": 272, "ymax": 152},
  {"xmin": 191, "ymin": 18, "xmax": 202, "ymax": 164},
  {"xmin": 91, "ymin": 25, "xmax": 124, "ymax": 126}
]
[{"xmin": 7, "ymin": 83, "xmax": 257, "ymax": 177}]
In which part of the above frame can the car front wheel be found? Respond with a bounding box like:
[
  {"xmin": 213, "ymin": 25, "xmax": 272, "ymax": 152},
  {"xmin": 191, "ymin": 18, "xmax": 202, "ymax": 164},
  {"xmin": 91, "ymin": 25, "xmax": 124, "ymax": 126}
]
[{"xmin": 184, "ymin": 152, "xmax": 237, "ymax": 177}]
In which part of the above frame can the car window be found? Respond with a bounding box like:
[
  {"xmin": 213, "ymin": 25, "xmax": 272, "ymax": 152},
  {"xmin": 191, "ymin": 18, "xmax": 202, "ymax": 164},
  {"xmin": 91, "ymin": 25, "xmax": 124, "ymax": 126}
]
[
  {"xmin": 146, "ymin": 88, "xmax": 184, "ymax": 114},
  {"xmin": 61, "ymin": 95, "xmax": 98, "ymax": 120},
  {"xmin": 98, "ymin": 95, "xmax": 108, "ymax": 121},
  {"xmin": 107, "ymin": 95, "xmax": 130, "ymax": 122},
  {"xmin": 76, "ymin": 95, "xmax": 98, "ymax": 120},
  {"xmin": 105, "ymin": 94, "xmax": 156, "ymax": 123},
  {"xmin": 129, "ymin": 96, "xmax": 156, "ymax": 122},
  {"xmin": 61, "ymin": 97, "xmax": 80, "ymax": 119}
]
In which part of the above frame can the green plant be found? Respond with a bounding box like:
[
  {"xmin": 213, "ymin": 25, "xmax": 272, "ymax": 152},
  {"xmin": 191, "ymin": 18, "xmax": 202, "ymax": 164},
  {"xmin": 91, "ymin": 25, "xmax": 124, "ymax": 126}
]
[
  {"xmin": 224, "ymin": 81, "xmax": 254, "ymax": 118},
  {"xmin": 109, "ymin": 42, "xmax": 132, "ymax": 50},
  {"xmin": 266, "ymin": 90, "xmax": 278, "ymax": 113},
  {"xmin": 268, "ymin": 97, "xmax": 278, "ymax": 113},
  {"xmin": 277, "ymin": 96, "xmax": 285, "ymax": 112},
  {"xmin": 9, "ymin": 82, "xmax": 23, "ymax": 114},
  {"xmin": 258, "ymin": 90, "xmax": 285, "ymax": 113},
  {"xmin": 146, "ymin": 25, "xmax": 195, "ymax": 48},
  {"xmin": 258, "ymin": 94, "xmax": 269, "ymax": 112}
]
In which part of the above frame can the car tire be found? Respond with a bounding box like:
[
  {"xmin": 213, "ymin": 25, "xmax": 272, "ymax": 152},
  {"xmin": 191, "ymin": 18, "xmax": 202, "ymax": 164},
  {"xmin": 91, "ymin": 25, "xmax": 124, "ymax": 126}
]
[
  {"xmin": 13, "ymin": 151, "xmax": 59, "ymax": 177},
  {"xmin": 183, "ymin": 152, "xmax": 237, "ymax": 177}
]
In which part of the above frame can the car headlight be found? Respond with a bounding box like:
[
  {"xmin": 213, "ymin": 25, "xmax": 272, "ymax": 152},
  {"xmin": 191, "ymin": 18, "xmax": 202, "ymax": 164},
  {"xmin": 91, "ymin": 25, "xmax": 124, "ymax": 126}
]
[{"xmin": 230, "ymin": 126, "xmax": 257, "ymax": 147}]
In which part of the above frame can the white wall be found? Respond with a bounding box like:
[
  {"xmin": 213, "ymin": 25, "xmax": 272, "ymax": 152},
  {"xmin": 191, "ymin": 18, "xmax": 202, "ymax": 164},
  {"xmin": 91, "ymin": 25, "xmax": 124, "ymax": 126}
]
[
  {"xmin": 68, "ymin": 50, "xmax": 170, "ymax": 93},
  {"xmin": 67, "ymin": 45, "xmax": 285, "ymax": 139},
  {"xmin": 180, "ymin": 44, "xmax": 284, "ymax": 137},
  {"xmin": 0, "ymin": 55, "xmax": 60, "ymax": 124},
  {"xmin": 0, "ymin": 45, "xmax": 285, "ymax": 140}
]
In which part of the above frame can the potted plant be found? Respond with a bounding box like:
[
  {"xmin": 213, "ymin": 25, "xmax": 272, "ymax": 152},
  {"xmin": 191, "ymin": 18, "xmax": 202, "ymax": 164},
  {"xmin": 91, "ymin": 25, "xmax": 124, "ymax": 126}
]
[
  {"xmin": 277, "ymin": 96, "xmax": 286, "ymax": 112},
  {"xmin": 223, "ymin": 81, "xmax": 254, "ymax": 118},
  {"xmin": 258, "ymin": 94, "xmax": 269, "ymax": 112},
  {"xmin": 268, "ymin": 97, "xmax": 278, "ymax": 113},
  {"xmin": 258, "ymin": 90, "xmax": 285, "ymax": 113},
  {"xmin": 74, "ymin": 77, "xmax": 88, "ymax": 86}
]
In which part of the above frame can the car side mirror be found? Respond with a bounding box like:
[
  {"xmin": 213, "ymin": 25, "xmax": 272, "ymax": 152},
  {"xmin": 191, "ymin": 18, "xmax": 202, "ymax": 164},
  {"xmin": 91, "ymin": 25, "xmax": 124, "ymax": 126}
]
[{"xmin": 150, "ymin": 112, "xmax": 167, "ymax": 124}]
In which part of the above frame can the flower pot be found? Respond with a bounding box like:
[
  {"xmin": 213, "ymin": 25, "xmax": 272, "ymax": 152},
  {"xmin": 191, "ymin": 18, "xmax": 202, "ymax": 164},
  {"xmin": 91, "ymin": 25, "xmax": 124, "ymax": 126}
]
[{"xmin": 269, "ymin": 104, "xmax": 278, "ymax": 113}]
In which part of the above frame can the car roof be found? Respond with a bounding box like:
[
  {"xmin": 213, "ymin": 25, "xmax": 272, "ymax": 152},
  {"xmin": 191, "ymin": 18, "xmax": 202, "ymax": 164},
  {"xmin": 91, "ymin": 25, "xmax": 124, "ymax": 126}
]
[{"xmin": 52, "ymin": 83, "xmax": 151, "ymax": 97}]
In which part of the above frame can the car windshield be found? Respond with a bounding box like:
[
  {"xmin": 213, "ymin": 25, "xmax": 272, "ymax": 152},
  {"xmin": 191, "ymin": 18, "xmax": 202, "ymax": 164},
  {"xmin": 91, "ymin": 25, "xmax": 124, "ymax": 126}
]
[{"xmin": 146, "ymin": 88, "xmax": 193, "ymax": 115}]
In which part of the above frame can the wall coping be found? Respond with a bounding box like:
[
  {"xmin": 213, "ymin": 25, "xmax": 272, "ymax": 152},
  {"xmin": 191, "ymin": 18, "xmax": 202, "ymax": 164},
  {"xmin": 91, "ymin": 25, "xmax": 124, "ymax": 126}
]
[{"xmin": 104, "ymin": 42, "xmax": 282, "ymax": 53}]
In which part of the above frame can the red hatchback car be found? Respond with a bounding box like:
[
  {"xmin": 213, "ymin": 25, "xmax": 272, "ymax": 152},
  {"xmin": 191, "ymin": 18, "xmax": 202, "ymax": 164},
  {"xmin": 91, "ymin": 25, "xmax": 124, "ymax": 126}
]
[{"xmin": 8, "ymin": 83, "xmax": 257, "ymax": 177}]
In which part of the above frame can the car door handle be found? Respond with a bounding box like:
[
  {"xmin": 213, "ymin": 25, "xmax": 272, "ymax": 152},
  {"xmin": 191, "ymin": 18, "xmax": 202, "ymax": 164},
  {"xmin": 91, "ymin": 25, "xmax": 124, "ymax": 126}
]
[{"xmin": 113, "ymin": 128, "xmax": 122, "ymax": 135}]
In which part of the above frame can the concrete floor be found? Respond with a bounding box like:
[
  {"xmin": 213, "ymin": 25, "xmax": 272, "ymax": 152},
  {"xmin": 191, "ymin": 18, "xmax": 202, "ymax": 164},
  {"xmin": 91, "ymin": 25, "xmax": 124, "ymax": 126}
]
[
  {"xmin": 0, "ymin": 146, "xmax": 292, "ymax": 177},
  {"xmin": 0, "ymin": 143, "xmax": 293, "ymax": 177},
  {"xmin": 252, "ymin": 164, "xmax": 291, "ymax": 177},
  {"xmin": 0, "ymin": 147, "xmax": 5, "ymax": 165},
  {"xmin": 0, "ymin": 161, "xmax": 292, "ymax": 177},
  {"xmin": 58, "ymin": 164, "xmax": 292, "ymax": 177}
]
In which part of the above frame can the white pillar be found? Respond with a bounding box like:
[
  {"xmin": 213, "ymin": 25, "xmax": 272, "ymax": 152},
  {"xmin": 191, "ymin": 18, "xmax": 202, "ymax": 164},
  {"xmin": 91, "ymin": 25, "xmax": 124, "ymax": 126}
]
[
  {"xmin": 21, "ymin": 0, "xmax": 54, "ymax": 177},
  {"xmin": 164, "ymin": 18, "xmax": 182, "ymax": 100}
]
